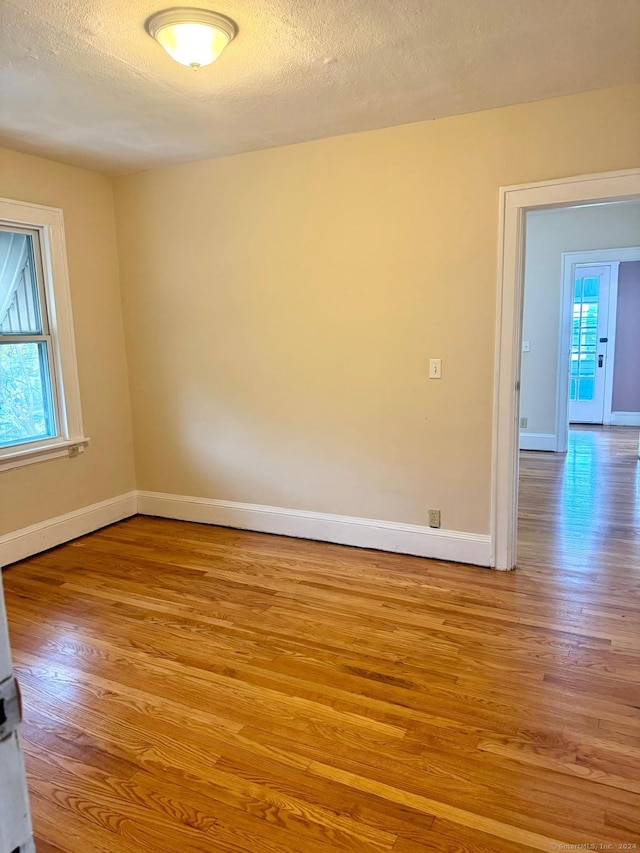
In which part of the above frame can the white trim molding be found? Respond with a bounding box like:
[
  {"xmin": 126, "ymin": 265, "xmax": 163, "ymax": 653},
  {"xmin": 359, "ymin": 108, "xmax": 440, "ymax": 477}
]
[
  {"xmin": 137, "ymin": 491, "xmax": 492, "ymax": 567},
  {"xmin": 0, "ymin": 438, "xmax": 90, "ymax": 473},
  {"xmin": 492, "ymin": 168, "xmax": 640, "ymax": 570},
  {"xmin": 0, "ymin": 197, "xmax": 88, "ymax": 471},
  {"xmin": 0, "ymin": 492, "xmax": 137, "ymax": 567},
  {"xmin": 610, "ymin": 412, "xmax": 640, "ymax": 426},
  {"xmin": 0, "ymin": 491, "xmax": 492, "ymax": 568},
  {"xmin": 519, "ymin": 433, "xmax": 557, "ymax": 452}
]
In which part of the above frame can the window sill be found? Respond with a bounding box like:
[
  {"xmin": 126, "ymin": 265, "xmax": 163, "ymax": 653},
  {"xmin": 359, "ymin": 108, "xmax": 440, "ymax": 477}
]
[{"xmin": 0, "ymin": 437, "xmax": 90, "ymax": 472}]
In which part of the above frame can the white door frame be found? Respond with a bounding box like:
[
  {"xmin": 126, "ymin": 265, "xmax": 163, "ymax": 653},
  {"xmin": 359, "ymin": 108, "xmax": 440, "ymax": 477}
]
[
  {"xmin": 0, "ymin": 575, "xmax": 34, "ymax": 853},
  {"xmin": 562, "ymin": 260, "xmax": 615, "ymax": 434},
  {"xmin": 491, "ymin": 169, "xmax": 640, "ymax": 570},
  {"xmin": 559, "ymin": 249, "xmax": 640, "ymax": 437}
]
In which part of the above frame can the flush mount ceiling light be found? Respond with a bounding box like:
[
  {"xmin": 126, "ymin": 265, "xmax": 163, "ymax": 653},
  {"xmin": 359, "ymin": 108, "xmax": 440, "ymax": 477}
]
[{"xmin": 146, "ymin": 7, "xmax": 237, "ymax": 70}]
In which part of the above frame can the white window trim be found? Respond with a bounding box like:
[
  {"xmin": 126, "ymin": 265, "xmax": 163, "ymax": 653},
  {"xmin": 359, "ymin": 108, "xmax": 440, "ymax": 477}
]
[{"xmin": 0, "ymin": 197, "xmax": 89, "ymax": 472}]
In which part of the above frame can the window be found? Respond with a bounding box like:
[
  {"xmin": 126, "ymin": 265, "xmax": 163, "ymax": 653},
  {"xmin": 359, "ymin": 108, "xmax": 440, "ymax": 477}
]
[
  {"xmin": 0, "ymin": 198, "xmax": 87, "ymax": 471},
  {"xmin": 0, "ymin": 227, "xmax": 57, "ymax": 446}
]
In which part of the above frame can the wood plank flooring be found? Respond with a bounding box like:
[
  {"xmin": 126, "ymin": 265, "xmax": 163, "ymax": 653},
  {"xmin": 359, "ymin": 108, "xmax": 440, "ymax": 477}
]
[{"xmin": 2, "ymin": 425, "xmax": 640, "ymax": 852}]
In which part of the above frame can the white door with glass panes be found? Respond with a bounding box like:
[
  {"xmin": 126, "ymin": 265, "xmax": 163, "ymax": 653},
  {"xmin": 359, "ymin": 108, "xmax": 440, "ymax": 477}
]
[{"xmin": 569, "ymin": 265, "xmax": 611, "ymax": 424}]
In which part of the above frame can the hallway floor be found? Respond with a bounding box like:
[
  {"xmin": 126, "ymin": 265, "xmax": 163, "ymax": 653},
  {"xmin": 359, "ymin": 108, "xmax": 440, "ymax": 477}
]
[{"xmin": 518, "ymin": 425, "xmax": 640, "ymax": 576}]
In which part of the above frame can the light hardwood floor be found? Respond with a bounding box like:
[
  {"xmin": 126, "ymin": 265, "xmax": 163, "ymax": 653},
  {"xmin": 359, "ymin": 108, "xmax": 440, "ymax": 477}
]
[{"xmin": 2, "ymin": 425, "xmax": 639, "ymax": 852}]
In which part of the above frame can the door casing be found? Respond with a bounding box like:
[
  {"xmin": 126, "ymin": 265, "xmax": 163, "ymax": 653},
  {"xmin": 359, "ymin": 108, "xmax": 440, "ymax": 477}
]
[{"xmin": 491, "ymin": 169, "xmax": 640, "ymax": 570}]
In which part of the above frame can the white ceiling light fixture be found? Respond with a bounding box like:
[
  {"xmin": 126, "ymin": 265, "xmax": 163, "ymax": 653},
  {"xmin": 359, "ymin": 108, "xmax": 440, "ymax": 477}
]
[{"xmin": 146, "ymin": 7, "xmax": 237, "ymax": 70}]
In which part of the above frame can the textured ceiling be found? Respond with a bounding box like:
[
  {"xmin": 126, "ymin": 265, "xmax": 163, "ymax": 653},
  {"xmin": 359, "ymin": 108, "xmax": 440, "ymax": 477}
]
[{"xmin": 1, "ymin": 0, "xmax": 639, "ymax": 174}]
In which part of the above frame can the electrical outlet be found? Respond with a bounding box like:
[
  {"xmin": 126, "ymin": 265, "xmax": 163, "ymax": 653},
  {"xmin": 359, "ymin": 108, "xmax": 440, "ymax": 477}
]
[
  {"xmin": 428, "ymin": 509, "xmax": 441, "ymax": 528},
  {"xmin": 520, "ymin": 417, "xmax": 528, "ymax": 429}
]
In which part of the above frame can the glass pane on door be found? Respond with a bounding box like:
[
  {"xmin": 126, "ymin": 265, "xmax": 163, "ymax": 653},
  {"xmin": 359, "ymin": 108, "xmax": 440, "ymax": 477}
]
[{"xmin": 570, "ymin": 276, "xmax": 599, "ymax": 402}]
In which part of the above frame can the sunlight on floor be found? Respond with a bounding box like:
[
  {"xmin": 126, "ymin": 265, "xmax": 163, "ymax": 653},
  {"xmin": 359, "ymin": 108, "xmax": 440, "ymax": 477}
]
[{"xmin": 518, "ymin": 425, "xmax": 640, "ymax": 577}]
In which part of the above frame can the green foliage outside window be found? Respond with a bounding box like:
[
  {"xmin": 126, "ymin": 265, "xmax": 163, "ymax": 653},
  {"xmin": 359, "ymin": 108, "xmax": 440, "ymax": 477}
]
[{"xmin": 0, "ymin": 343, "xmax": 51, "ymax": 446}]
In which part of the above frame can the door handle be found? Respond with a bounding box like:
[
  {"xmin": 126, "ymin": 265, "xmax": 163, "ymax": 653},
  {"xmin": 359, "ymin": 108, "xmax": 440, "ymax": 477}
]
[{"xmin": 598, "ymin": 354, "xmax": 604, "ymax": 368}]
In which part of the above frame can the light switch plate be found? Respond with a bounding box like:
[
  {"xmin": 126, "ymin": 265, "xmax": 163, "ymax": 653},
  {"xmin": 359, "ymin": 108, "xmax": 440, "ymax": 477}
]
[{"xmin": 429, "ymin": 358, "xmax": 442, "ymax": 379}]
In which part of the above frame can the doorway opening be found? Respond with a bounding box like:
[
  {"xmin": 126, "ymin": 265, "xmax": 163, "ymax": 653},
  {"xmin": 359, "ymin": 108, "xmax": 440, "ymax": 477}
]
[
  {"xmin": 491, "ymin": 169, "xmax": 640, "ymax": 570},
  {"xmin": 519, "ymin": 205, "xmax": 640, "ymax": 456},
  {"xmin": 517, "ymin": 212, "xmax": 640, "ymax": 575}
]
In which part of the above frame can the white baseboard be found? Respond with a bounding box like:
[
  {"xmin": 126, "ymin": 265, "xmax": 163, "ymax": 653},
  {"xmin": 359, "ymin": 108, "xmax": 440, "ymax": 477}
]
[
  {"xmin": 519, "ymin": 432, "xmax": 557, "ymax": 451},
  {"xmin": 137, "ymin": 491, "xmax": 492, "ymax": 567},
  {"xmin": 0, "ymin": 492, "xmax": 137, "ymax": 567},
  {"xmin": 0, "ymin": 490, "xmax": 493, "ymax": 568},
  {"xmin": 610, "ymin": 412, "xmax": 640, "ymax": 427}
]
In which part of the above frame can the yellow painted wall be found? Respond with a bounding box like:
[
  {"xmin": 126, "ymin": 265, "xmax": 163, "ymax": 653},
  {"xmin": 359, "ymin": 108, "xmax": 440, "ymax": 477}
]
[
  {"xmin": 0, "ymin": 148, "xmax": 136, "ymax": 534},
  {"xmin": 114, "ymin": 85, "xmax": 639, "ymax": 535}
]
